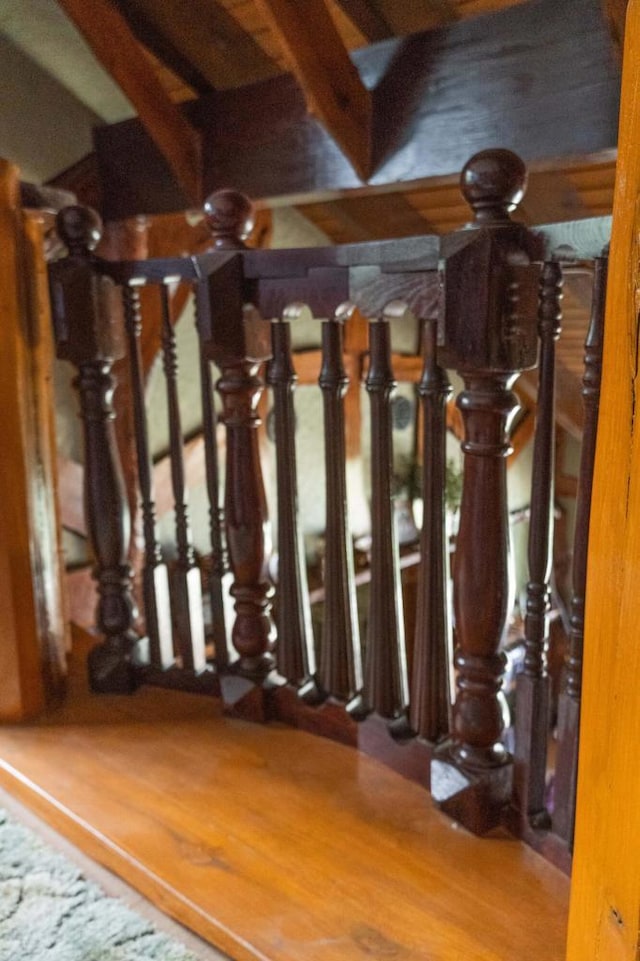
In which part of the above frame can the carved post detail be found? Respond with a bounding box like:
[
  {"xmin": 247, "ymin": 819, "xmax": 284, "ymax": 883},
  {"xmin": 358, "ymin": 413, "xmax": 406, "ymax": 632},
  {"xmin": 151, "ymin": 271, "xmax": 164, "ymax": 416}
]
[
  {"xmin": 553, "ymin": 256, "xmax": 607, "ymax": 846},
  {"xmin": 50, "ymin": 206, "xmax": 139, "ymax": 693},
  {"xmin": 431, "ymin": 151, "xmax": 541, "ymax": 833},
  {"xmin": 267, "ymin": 308, "xmax": 317, "ymax": 695},
  {"xmin": 410, "ymin": 318, "xmax": 453, "ymax": 741},
  {"xmin": 514, "ymin": 261, "xmax": 563, "ymax": 827},
  {"xmin": 198, "ymin": 191, "xmax": 275, "ymax": 678},
  {"xmin": 364, "ymin": 307, "xmax": 409, "ymax": 723}
]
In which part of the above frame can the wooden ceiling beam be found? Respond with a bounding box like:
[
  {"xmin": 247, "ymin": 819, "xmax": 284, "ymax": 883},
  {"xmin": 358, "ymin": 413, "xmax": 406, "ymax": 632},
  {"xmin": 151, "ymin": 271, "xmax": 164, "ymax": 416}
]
[
  {"xmin": 111, "ymin": 0, "xmax": 213, "ymax": 95},
  {"xmin": 57, "ymin": 0, "xmax": 202, "ymax": 205},
  {"xmin": 93, "ymin": 0, "xmax": 620, "ymax": 217},
  {"xmin": 603, "ymin": 0, "xmax": 630, "ymax": 53},
  {"xmin": 252, "ymin": 0, "xmax": 373, "ymax": 179},
  {"xmin": 332, "ymin": 0, "xmax": 394, "ymax": 41},
  {"xmin": 113, "ymin": 0, "xmax": 281, "ymax": 89}
]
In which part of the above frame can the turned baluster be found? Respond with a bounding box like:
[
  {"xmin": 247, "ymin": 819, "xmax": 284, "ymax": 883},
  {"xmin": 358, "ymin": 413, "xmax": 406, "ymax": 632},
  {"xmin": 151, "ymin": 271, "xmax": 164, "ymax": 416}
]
[
  {"xmin": 410, "ymin": 318, "xmax": 453, "ymax": 741},
  {"xmin": 431, "ymin": 150, "xmax": 541, "ymax": 832},
  {"xmin": 364, "ymin": 306, "xmax": 409, "ymax": 722},
  {"xmin": 159, "ymin": 284, "xmax": 207, "ymax": 673},
  {"xmin": 553, "ymin": 256, "xmax": 607, "ymax": 846},
  {"xmin": 318, "ymin": 305, "xmax": 363, "ymax": 709},
  {"xmin": 123, "ymin": 283, "xmax": 174, "ymax": 670},
  {"xmin": 267, "ymin": 308, "xmax": 317, "ymax": 695},
  {"xmin": 514, "ymin": 261, "xmax": 563, "ymax": 826},
  {"xmin": 198, "ymin": 190, "xmax": 275, "ymax": 677},
  {"xmin": 195, "ymin": 309, "xmax": 235, "ymax": 670},
  {"xmin": 50, "ymin": 206, "xmax": 139, "ymax": 692}
]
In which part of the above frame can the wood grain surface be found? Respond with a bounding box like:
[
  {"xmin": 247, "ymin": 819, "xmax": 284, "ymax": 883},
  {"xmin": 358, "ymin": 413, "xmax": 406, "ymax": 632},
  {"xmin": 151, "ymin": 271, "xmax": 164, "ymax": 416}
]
[{"xmin": 0, "ymin": 636, "xmax": 568, "ymax": 961}]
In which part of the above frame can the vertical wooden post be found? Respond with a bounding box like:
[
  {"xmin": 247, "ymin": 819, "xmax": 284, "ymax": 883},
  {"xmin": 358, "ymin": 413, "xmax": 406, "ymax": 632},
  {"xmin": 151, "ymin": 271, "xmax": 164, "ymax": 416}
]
[
  {"xmin": 50, "ymin": 206, "xmax": 139, "ymax": 693},
  {"xmin": 567, "ymin": 3, "xmax": 640, "ymax": 955},
  {"xmin": 318, "ymin": 305, "xmax": 363, "ymax": 710},
  {"xmin": 122, "ymin": 283, "xmax": 174, "ymax": 670},
  {"xmin": 410, "ymin": 318, "xmax": 453, "ymax": 741},
  {"xmin": 267, "ymin": 308, "xmax": 317, "ymax": 695},
  {"xmin": 0, "ymin": 162, "xmax": 67, "ymax": 718},
  {"xmin": 198, "ymin": 190, "xmax": 275, "ymax": 678},
  {"xmin": 431, "ymin": 150, "xmax": 541, "ymax": 833},
  {"xmin": 196, "ymin": 326, "xmax": 235, "ymax": 671},
  {"xmin": 363, "ymin": 307, "xmax": 409, "ymax": 723},
  {"xmin": 514, "ymin": 260, "xmax": 563, "ymax": 828},
  {"xmin": 159, "ymin": 284, "xmax": 207, "ymax": 673},
  {"xmin": 553, "ymin": 257, "xmax": 606, "ymax": 844}
]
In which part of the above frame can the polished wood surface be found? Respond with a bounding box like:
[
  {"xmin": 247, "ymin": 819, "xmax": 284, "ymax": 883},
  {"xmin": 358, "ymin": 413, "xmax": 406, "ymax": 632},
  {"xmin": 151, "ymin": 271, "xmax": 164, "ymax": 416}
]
[
  {"xmin": 410, "ymin": 319, "xmax": 452, "ymax": 741},
  {"xmin": 0, "ymin": 162, "xmax": 65, "ymax": 719},
  {"xmin": 363, "ymin": 312, "xmax": 409, "ymax": 720},
  {"xmin": 567, "ymin": 4, "xmax": 640, "ymax": 955},
  {"xmin": 267, "ymin": 313, "xmax": 316, "ymax": 689},
  {"xmin": 0, "ymin": 637, "xmax": 569, "ymax": 961},
  {"xmin": 51, "ymin": 207, "xmax": 139, "ymax": 694}
]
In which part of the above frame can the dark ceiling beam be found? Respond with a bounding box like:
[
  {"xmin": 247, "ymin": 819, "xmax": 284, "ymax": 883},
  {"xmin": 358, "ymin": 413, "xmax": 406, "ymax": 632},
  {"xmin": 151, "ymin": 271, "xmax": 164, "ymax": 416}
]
[
  {"xmin": 93, "ymin": 0, "xmax": 620, "ymax": 219},
  {"xmin": 252, "ymin": 0, "xmax": 373, "ymax": 179},
  {"xmin": 111, "ymin": 0, "xmax": 213, "ymax": 95},
  {"xmin": 333, "ymin": 0, "xmax": 394, "ymax": 41},
  {"xmin": 113, "ymin": 0, "xmax": 281, "ymax": 89},
  {"xmin": 57, "ymin": 0, "xmax": 202, "ymax": 205}
]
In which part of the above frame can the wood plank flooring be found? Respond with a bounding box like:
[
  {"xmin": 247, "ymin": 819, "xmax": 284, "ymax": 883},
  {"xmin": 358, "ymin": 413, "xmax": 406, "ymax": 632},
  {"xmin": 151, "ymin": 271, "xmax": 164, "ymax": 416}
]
[{"xmin": 0, "ymin": 644, "xmax": 569, "ymax": 961}]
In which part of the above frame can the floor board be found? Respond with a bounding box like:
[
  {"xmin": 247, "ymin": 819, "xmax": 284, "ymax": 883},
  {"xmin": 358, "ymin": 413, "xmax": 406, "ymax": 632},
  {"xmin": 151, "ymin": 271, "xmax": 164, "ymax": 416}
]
[{"xmin": 0, "ymin": 645, "xmax": 569, "ymax": 961}]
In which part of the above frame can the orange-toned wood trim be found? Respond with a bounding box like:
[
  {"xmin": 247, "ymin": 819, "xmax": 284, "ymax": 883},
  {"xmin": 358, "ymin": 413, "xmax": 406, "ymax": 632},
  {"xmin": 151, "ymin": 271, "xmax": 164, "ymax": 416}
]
[
  {"xmin": 57, "ymin": 0, "xmax": 202, "ymax": 205},
  {"xmin": 566, "ymin": 1, "xmax": 640, "ymax": 957},
  {"xmin": 252, "ymin": 0, "xmax": 372, "ymax": 179},
  {"xmin": 0, "ymin": 162, "xmax": 61, "ymax": 718}
]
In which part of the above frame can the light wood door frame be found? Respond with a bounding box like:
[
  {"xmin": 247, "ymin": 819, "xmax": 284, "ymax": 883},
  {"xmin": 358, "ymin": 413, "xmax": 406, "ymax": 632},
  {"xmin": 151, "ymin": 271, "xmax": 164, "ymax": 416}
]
[{"xmin": 567, "ymin": 1, "xmax": 640, "ymax": 956}]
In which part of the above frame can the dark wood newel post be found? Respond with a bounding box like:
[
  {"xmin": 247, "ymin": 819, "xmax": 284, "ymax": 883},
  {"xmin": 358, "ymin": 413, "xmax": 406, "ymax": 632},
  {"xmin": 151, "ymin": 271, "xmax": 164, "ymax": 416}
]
[
  {"xmin": 431, "ymin": 150, "xmax": 540, "ymax": 833},
  {"xmin": 198, "ymin": 190, "xmax": 275, "ymax": 679},
  {"xmin": 50, "ymin": 206, "xmax": 138, "ymax": 693}
]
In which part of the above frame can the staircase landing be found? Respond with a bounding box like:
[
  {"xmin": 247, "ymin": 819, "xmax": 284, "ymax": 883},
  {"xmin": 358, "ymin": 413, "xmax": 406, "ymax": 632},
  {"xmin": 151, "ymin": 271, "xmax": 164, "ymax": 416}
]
[{"xmin": 0, "ymin": 643, "xmax": 569, "ymax": 961}]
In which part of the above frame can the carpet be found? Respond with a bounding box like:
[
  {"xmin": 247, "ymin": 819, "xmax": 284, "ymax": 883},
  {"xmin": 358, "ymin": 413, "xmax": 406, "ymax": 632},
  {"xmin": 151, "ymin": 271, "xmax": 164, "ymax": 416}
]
[{"xmin": 0, "ymin": 809, "xmax": 201, "ymax": 960}]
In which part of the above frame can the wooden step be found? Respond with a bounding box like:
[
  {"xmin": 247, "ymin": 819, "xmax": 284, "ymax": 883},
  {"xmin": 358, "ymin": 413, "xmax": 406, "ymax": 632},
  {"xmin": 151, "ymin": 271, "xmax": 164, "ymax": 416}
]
[{"xmin": 0, "ymin": 640, "xmax": 569, "ymax": 961}]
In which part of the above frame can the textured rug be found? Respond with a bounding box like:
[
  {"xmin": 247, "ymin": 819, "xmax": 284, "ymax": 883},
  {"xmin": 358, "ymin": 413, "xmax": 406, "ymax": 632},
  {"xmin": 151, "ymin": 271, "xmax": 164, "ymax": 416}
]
[{"xmin": 0, "ymin": 809, "xmax": 201, "ymax": 960}]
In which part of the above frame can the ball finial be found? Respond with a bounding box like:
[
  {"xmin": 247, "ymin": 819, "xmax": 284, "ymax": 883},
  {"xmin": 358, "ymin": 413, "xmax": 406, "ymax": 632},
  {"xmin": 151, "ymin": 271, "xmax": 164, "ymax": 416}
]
[
  {"xmin": 460, "ymin": 149, "xmax": 527, "ymax": 224},
  {"xmin": 56, "ymin": 205, "xmax": 102, "ymax": 255},
  {"xmin": 203, "ymin": 189, "xmax": 255, "ymax": 249}
]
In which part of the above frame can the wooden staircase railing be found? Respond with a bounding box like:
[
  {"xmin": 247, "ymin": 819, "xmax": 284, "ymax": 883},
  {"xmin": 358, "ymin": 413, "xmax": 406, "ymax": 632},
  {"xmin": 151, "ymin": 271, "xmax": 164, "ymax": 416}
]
[{"xmin": 48, "ymin": 149, "xmax": 610, "ymax": 869}]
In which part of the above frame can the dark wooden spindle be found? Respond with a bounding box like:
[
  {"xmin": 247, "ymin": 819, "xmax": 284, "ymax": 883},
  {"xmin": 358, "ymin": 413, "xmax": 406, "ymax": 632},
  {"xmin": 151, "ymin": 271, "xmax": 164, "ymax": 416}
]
[
  {"xmin": 318, "ymin": 305, "xmax": 363, "ymax": 709},
  {"xmin": 431, "ymin": 150, "xmax": 541, "ymax": 832},
  {"xmin": 514, "ymin": 261, "xmax": 563, "ymax": 827},
  {"xmin": 364, "ymin": 307, "xmax": 409, "ymax": 722},
  {"xmin": 553, "ymin": 256, "xmax": 607, "ymax": 846},
  {"xmin": 200, "ymin": 190, "xmax": 275, "ymax": 678},
  {"xmin": 123, "ymin": 283, "xmax": 174, "ymax": 670},
  {"xmin": 410, "ymin": 317, "xmax": 453, "ymax": 741},
  {"xmin": 197, "ymin": 343, "xmax": 235, "ymax": 670},
  {"xmin": 50, "ymin": 206, "xmax": 139, "ymax": 693},
  {"xmin": 267, "ymin": 308, "xmax": 317, "ymax": 696},
  {"xmin": 160, "ymin": 283, "xmax": 206, "ymax": 673}
]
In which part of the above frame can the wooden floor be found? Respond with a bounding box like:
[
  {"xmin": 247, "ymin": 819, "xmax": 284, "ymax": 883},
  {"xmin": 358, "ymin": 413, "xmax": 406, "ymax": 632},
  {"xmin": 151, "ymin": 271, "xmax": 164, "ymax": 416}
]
[{"xmin": 0, "ymin": 644, "xmax": 569, "ymax": 961}]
